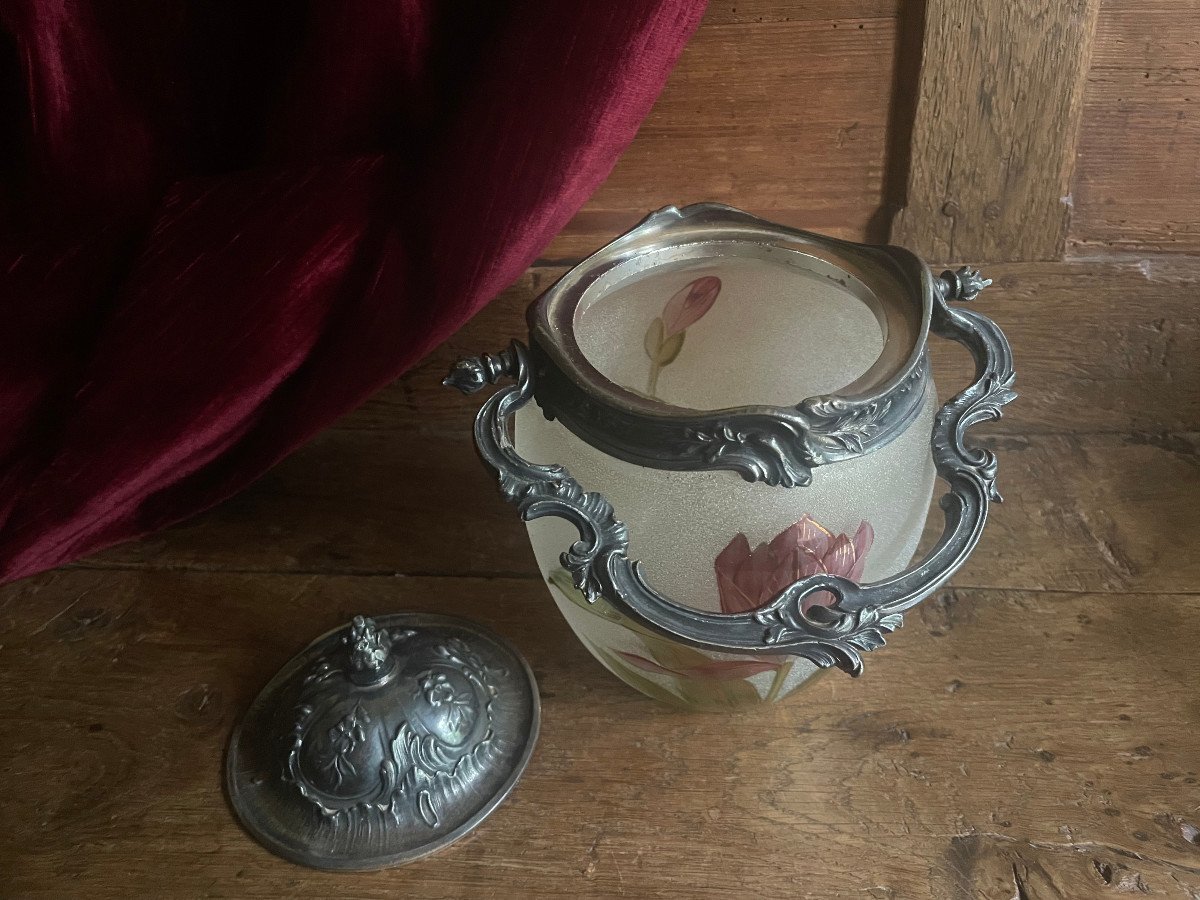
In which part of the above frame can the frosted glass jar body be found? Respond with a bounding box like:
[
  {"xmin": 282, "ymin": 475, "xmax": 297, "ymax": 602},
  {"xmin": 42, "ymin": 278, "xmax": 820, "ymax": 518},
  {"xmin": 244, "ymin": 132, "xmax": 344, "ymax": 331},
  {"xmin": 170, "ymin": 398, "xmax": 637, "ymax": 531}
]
[
  {"xmin": 445, "ymin": 206, "xmax": 1015, "ymax": 711},
  {"xmin": 511, "ymin": 249, "xmax": 939, "ymax": 708},
  {"xmin": 514, "ymin": 390, "xmax": 937, "ymax": 708}
]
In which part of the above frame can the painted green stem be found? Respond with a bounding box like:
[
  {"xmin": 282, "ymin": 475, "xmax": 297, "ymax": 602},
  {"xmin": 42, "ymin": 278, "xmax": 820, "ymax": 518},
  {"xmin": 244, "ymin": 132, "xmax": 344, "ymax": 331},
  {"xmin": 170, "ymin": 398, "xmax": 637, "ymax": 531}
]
[{"xmin": 645, "ymin": 361, "xmax": 662, "ymax": 397}]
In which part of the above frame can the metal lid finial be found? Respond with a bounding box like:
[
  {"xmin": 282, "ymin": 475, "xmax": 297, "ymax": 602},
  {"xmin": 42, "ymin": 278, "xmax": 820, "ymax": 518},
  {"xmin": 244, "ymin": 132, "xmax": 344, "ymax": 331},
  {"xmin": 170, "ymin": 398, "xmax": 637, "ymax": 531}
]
[
  {"xmin": 938, "ymin": 266, "xmax": 993, "ymax": 303},
  {"xmin": 345, "ymin": 615, "xmax": 394, "ymax": 684}
]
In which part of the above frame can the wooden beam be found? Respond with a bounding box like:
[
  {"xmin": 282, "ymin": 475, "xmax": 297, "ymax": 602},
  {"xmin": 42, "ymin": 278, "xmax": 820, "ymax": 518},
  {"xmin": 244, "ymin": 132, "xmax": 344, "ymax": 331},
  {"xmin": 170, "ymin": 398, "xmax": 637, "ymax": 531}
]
[{"xmin": 891, "ymin": 0, "xmax": 1102, "ymax": 262}]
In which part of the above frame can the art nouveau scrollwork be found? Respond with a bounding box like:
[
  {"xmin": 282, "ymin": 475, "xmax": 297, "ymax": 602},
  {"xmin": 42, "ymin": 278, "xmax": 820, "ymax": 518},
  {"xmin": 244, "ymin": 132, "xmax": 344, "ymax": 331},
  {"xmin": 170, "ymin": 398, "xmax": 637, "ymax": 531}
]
[{"xmin": 447, "ymin": 267, "xmax": 1015, "ymax": 677}]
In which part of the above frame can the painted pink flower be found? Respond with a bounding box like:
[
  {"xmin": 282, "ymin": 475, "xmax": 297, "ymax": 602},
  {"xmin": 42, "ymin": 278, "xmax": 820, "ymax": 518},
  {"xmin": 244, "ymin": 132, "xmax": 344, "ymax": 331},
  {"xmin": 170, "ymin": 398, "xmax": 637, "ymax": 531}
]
[
  {"xmin": 714, "ymin": 515, "xmax": 874, "ymax": 614},
  {"xmin": 661, "ymin": 275, "xmax": 722, "ymax": 338},
  {"xmin": 644, "ymin": 275, "xmax": 722, "ymax": 397}
]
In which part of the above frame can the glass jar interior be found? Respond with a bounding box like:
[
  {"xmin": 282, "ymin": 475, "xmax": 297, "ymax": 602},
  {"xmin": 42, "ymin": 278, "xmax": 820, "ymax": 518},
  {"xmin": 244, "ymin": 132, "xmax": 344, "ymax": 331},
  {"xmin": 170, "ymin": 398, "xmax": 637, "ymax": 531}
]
[{"xmin": 572, "ymin": 248, "xmax": 886, "ymax": 408}]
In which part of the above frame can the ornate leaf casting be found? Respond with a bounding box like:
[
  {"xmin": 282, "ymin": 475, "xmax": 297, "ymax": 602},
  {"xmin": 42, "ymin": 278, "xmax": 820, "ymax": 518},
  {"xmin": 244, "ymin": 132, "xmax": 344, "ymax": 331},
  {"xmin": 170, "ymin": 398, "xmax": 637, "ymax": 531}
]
[
  {"xmin": 689, "ymin": 420, "xmax": 816, "ymax": 488},
  {"xmin": 285, "ymin": 620, "xmax": 503, "ymax": 833}
]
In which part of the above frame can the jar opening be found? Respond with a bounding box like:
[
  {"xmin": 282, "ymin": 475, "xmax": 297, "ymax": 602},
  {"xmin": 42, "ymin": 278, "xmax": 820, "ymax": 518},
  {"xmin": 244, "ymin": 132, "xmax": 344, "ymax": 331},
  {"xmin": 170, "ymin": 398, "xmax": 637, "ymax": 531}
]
[{"xmin": 572, "ymin": 244, "xmax": 887, "ymax": 411}]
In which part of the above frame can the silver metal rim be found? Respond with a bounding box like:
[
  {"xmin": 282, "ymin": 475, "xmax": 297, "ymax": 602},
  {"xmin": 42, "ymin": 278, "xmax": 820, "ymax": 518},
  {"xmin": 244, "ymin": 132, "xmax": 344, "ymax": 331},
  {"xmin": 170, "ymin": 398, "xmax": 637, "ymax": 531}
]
[{"xmin": 523, "ymin": 203, "xmax": 936, "ymax": 487}]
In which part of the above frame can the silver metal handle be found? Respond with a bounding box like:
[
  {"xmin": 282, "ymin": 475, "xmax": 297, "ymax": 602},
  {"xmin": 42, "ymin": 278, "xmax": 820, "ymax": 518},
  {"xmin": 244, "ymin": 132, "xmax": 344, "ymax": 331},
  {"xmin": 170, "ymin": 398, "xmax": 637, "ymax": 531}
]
[{"xmin": 445, "ymin": 268, "xmax": 1015, "ymax": 676}]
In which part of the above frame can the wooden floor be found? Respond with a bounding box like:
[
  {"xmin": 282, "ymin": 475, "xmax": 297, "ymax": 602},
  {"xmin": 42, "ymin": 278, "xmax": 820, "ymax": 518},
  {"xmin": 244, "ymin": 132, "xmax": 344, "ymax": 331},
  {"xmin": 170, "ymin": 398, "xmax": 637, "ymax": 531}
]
[{"xmin": 2, "ymin": 256, "xmax": 1199, "ymax": 898}]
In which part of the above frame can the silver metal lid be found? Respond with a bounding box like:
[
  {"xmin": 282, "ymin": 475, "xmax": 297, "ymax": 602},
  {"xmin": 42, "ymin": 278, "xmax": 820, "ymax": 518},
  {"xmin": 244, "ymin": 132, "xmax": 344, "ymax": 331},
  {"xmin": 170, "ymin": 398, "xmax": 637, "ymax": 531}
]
[{"xmin": 226, "ymin": 614, "xmax": 539, "ymax": 870}]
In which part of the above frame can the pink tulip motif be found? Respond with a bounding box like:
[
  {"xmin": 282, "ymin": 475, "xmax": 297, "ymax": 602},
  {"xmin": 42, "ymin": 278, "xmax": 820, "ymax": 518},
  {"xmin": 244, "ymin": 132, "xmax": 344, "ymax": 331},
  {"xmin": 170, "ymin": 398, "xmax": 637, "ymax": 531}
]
[
  {"xmin": 546, "ymin": 566, "xmax": 786, "ymax": 703},
  {"xmin": 643, "ymin": 275, "xmax": 721, "ymax": 397},
  {"xmin": 610, "ymin": 513, "xmax": 870, "ymax": 691},
  {"xmin": 714, "ymin": 515, "xmax": 875, "ymax": 615}
]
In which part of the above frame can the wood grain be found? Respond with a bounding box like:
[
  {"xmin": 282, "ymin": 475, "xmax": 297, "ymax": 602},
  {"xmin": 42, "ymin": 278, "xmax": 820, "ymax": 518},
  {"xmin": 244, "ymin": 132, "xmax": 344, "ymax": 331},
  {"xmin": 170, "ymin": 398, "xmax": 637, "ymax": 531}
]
[
  {"xmin": 892, "ymin": 0, "xmax": 1102, "ymax": 261},
  {"xmin": 74, "ymin": 426, "xmax": 1200, "ymax": 598},
  {"xmin": 543, "ymin": 2, "xmax": 904, "ymax": 260},
  {"xmin": 703, "ymin": 0, "xmax": 904, "ymax": 24},
  {"xmin": 1069, "ymin": 0, "xmax": 1200, "ymax": 255},
  {"xmin": 3, "ymin": 258, "xmax": 1200, "ymax": 896},
  {"xmin": 2, "ymin": 570, "xmax": 1198, "ymax": 898}
]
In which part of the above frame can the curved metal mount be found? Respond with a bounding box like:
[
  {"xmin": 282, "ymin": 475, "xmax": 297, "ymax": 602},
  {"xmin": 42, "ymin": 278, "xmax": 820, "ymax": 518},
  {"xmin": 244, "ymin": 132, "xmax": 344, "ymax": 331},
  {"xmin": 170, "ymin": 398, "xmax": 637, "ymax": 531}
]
[
  {"xmin": 446, "ymin": 266, "xmax": 1015, "ymax": 677},
  {"xmin": 529, "ymin": 342, "xmax": 930, "ymax": 489}
]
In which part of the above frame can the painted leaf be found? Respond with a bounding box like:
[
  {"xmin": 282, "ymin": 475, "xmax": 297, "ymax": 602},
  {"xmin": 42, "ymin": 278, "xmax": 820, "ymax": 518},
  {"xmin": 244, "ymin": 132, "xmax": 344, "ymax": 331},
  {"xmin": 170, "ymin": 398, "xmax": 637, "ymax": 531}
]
[
  {"xmin": 649, "ymin": 638, "xmax": 722, "ymax": 674},
  {"xmin": 685, "ymin": 659, "xmax": 781, "ymax": 680},
  {"xmin": 619, "ymin": 649, "xmax": 778, "ymax": 682},
  {"xmin": 662, "ymin": 276, "xmax": 722, "ymax": 338},
  {"xmin": 675, "ymin": 672, "xmax": 763, "ymax": 709},
  {"xmin": 616, "ymin": 650, "xmax": 680, "ymax": 676},
  {"xmin": 549, "ymin": 568, "xmax": 776, "ymax": 708},
  {"xmin": 655, "ymin": 329, "xmax": 685, "ymax": 365},
  {"xmin": 595, "ymin": 647, "xmax": 688, "ymax": 706},
  {"xmin": 547, "ymin": 568, "xmax": 625, "ymax": 624},
  {"xmin": 643, "ymin": 316, "xmax": 665, "ymax": 360},
  {"xmin": 643, "ymin": 316, "xmax": 687, "ymax": 367}
]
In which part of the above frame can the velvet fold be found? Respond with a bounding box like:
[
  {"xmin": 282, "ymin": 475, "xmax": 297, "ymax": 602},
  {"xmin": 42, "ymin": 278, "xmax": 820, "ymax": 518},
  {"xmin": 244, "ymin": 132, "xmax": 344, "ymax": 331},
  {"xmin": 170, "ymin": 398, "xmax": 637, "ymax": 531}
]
[{"xmin": 0, "ymin": 0, "xmax": 707, "ymax": 581}]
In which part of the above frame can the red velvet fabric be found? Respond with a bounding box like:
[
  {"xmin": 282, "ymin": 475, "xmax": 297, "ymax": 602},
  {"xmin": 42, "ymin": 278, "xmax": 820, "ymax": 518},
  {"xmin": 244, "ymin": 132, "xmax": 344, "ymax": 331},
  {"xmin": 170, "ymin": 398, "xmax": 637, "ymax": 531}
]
[{"xmin": 0, "ymin": 1, "xmax": 707, "ymax": 582}]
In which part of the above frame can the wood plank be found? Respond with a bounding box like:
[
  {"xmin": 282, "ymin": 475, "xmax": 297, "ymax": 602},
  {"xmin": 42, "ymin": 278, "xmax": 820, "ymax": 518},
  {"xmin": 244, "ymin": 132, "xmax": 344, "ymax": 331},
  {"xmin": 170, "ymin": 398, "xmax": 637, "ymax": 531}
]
[
  {"xmin": 545, "ymin": 203, "xmax": 885, "ymax": 261},
  {"xmin": 1089, "ymin": 0, "xmax": 1200, "ymax": 71},
  {"xmin": 78, "ymin": 429, "xmax": 536, "ymax": 578},
  {"xmin": 954, "ymin": 431, "xmax": 1200, "ymax": 594},
  {"xmin": 76, "ymin": 427, "xmax": 1200, "ymax": 597},
  {"xmin": 1068, "ymin": 0, "xmax": 1200, "ymax": 254},
  {"xmin": 703, "ymin": 0, "xmax": 903, "ymax": 24},
  {"xmin": 544, "ymin": 6, "xmax": 902, "ymax": 259},
  {"xmin": 942, "ymin": 833, "xmax": 1200, "ymax": 899},
  {"xmin": 892, "ymin": 0, "xmax": 1102, "ymax": 262},
  {"xmin": 2, "ymin": 569, "xmax": 1197, "ymax": 897},
  {"xmin": 4, "ymin": 252, "xmax": 1200, "ymax": 895}
]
